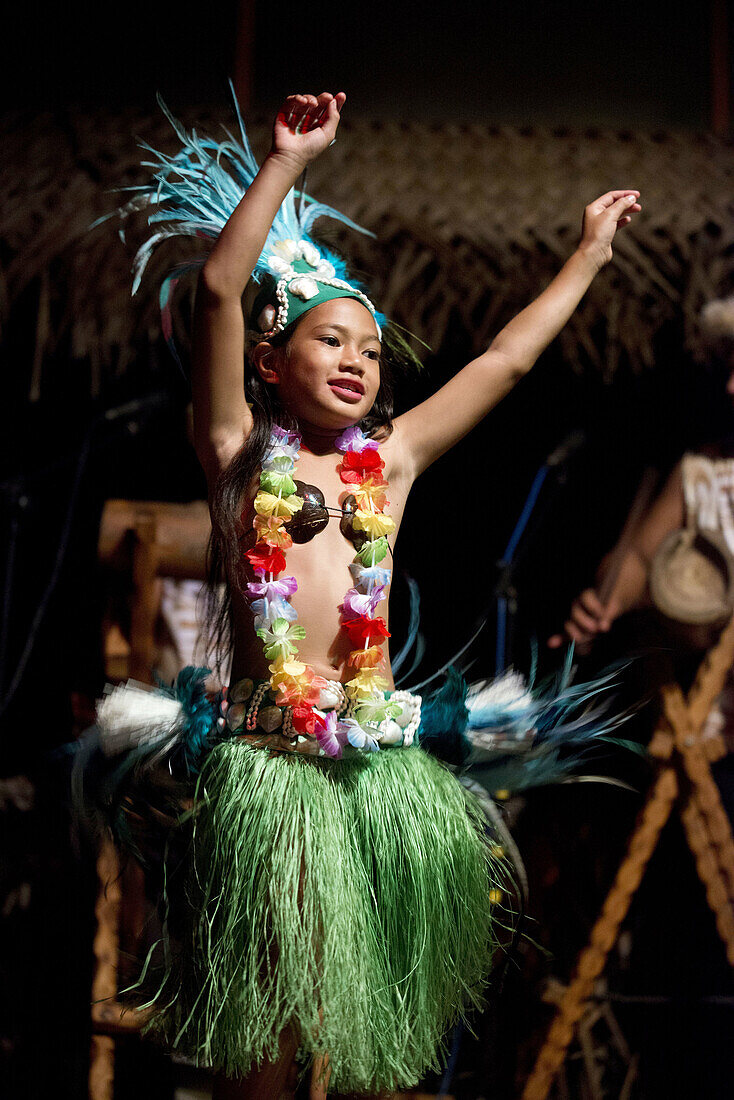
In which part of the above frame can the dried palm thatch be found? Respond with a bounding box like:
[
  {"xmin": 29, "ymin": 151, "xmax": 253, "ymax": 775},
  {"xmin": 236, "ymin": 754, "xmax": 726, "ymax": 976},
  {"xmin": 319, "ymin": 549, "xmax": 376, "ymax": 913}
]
[{"xmin": 3, "ymin": 105, "xmax": 734, "ymax": 398}]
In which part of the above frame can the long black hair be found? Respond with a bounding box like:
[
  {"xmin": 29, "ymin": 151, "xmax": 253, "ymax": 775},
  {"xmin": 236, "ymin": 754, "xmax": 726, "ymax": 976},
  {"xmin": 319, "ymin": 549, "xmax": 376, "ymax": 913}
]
[{"xmin": 204, "ymin": 324, "xmax": 398, "ymax": 678}]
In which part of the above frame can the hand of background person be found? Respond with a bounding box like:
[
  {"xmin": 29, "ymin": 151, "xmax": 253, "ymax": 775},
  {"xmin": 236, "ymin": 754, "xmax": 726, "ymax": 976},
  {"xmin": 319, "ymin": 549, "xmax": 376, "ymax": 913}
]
[
  {"xmin": 577, "ymin": 189, "xmax": 641, "ymax": 269},
  {"xmin": 547, "ymin": 588, "xmax": 622, "ymax": 653},
  {"xmin": 271, "ymin": 92, "xmax": 346, "ymax": 171}
]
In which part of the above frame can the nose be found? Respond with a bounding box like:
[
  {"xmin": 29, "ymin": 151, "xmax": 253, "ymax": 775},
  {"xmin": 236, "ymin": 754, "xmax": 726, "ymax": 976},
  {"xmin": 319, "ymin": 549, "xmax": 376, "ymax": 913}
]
[
  {"xmin": 340, "ymin": 343, "xmax": 364, "ymax": 373},
  {"xmin": 727, "ymin": 369, "xmax": 734, "ymax": 397}
]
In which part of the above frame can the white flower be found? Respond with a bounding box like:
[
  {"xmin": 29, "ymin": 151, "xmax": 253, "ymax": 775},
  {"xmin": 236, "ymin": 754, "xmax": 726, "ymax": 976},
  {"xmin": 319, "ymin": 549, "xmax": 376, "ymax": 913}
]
[
  {"xmin": 340, "ymin": 718, "xmax": 379, "ymax": 752},
  {"xmin": 272, "ymin": 239, "xmax": 299, "ymax": 262},
  {"xmin": 289, "ymin": 275, "xmax": 320, "ymax": 301},
  {"xmin": 268, "ymin": 256, "xmax": 292, "ymax": 276},
  {"xmin": 298, "ymin": 240, "xmax": 321, "ymax": 267}
]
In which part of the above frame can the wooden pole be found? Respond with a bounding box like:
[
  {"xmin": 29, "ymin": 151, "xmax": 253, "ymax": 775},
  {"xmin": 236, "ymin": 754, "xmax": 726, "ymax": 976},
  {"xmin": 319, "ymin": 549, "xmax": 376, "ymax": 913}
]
[{"xmin": 522, "ymin": 615, "xmax": 734, "ymax": 1099}]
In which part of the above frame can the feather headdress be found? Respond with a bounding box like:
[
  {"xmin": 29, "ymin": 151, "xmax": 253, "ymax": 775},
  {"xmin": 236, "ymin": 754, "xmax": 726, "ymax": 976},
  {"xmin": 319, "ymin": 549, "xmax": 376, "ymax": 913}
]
[{"xmin": 110, "ymin": 87, "xmax": 422, "ymax": 366}]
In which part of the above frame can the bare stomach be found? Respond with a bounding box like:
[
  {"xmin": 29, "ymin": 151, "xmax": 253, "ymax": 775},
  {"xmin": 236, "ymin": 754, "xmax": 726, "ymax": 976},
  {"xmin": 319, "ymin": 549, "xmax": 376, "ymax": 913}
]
[{"xmin": 229, "ymin": 524, "xmax": 395, "ymax": 691}]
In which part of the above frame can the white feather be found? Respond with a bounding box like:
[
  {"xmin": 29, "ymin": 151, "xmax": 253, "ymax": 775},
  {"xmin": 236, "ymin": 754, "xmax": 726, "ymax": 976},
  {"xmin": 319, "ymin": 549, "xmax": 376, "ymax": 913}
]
[
  {"xmin": 466, "ymin": 670, "xmax": 534, "ymax": 716},
  {"xmin": 96, "ymin": 681, "xmax": 184, "ymax": 757}
]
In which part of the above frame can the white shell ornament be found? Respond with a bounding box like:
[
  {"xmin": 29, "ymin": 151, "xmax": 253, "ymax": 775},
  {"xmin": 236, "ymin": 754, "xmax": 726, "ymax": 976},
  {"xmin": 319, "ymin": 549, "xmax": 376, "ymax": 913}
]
[
  {"xmin": 317, "ymin": 682, "xmax": 344, "ymax": 711},
  {"xmin": 315, "ymin": 260, "xmax": 336, "ymax": 280},
  {"xmin": 272, "ymin": 239, "xmax": 299, "ymax": 261},
  {"xmin": 377, "ymin": 719, "xmax": 403, "ymax": 746},
  {"xmin": 268, "ymin": 256, "xmax": 292, "ymax": 275},
  {"xmin": 298, "ymin": 240, "xmax": 321, "ymax": 267},
  {"xmin": 289, "ymin": 275, "xmax": 320, "ymax": 301}
]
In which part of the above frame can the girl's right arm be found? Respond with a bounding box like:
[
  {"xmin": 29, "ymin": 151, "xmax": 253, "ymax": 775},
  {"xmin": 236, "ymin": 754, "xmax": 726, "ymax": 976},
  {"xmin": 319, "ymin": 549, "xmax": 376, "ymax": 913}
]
[{"xmin": 191, "ymin": 92, "xmax": 345, "ymax": 484}]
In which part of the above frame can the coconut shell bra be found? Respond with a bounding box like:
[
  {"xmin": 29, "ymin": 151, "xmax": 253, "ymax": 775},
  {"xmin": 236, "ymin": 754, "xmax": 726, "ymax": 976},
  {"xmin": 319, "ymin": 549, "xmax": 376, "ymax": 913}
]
[{"xmin": 284, "ymin": 480, "xmax": 373, "ymax": 550}]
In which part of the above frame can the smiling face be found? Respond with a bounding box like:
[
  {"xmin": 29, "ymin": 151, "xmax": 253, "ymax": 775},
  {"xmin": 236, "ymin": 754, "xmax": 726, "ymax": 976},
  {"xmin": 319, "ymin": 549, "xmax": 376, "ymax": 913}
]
[{"xmin": 261, "ymin": 298, "xmax": 382, "ymax": 431}]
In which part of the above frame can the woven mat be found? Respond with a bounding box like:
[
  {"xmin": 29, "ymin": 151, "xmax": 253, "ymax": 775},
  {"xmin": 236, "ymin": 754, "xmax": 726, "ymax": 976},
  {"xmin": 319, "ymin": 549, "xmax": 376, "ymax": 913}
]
[{"xmin": 3, "ymin": 106, "xmax": 734, "ymax": 394}]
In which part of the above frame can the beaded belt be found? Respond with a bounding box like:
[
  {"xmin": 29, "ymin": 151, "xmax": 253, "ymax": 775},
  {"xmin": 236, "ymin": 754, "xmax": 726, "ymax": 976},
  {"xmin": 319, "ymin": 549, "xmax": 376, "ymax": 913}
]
[{"xmin": 218, "ymin": 677, "xmax": 422, "ymax": 757}]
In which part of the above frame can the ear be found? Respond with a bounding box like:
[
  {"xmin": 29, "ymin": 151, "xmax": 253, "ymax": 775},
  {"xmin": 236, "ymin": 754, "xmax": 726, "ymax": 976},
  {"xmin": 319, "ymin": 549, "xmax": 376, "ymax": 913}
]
[{"xmin": 251, "ymin": 341, "xmax": 281, "ymax": 384}]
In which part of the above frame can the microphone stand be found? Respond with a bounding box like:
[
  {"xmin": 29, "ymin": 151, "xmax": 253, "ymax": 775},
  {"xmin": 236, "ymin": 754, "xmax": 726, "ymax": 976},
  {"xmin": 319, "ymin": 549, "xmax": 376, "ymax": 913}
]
[
  {"xmin": 438, "ymin": 431, "xmax": 586, "ymax": 1099},
  {"xmin": 494, "ymin": 431, "xmax": 585, "ymax": 675}
]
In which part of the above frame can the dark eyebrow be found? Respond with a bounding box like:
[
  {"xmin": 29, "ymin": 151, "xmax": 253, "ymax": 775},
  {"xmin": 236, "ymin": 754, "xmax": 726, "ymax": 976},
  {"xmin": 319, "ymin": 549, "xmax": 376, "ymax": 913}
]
[{"xmin": 313, "ymin": 322, "xmax": 381, "ymax": 345}]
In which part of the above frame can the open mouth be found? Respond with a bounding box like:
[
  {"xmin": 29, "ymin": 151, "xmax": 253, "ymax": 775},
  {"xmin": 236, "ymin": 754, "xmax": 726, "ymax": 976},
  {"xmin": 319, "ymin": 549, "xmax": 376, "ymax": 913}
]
[{"xmin": 328, "ymin": 380, "xmax": 364, "ymax": 402}]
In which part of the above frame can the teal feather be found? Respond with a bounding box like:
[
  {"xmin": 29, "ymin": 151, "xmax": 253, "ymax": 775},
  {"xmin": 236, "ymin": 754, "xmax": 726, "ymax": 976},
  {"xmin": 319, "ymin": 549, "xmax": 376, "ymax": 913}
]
[
  {"xmin": 418, "ymin": 667, "xmax": 470, "ymax": 764},
  {"xmin": 157, "ymin": 666, "xmax": 217, "ymax": 773}
]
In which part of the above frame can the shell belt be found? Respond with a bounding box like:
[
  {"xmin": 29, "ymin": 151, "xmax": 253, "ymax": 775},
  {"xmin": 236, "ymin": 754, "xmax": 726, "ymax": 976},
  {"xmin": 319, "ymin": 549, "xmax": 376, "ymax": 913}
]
[{"xmin": 219, "ymin": 677, "xmax": 422, "ymax": 757}]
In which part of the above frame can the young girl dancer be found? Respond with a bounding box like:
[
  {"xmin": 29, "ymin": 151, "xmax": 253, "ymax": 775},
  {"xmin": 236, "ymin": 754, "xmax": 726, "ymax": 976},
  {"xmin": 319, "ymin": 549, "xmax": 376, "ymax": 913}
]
[{"xmin": 100, "ymin": 90, "xmax": 640, "ymax": 1098}]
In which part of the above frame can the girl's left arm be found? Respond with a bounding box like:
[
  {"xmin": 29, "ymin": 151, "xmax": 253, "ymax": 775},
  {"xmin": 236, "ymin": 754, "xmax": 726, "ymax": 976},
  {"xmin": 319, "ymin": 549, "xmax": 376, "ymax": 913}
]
[{"xmin": 394, "ymin": 189, "xmax": 641, "ymax": 478}]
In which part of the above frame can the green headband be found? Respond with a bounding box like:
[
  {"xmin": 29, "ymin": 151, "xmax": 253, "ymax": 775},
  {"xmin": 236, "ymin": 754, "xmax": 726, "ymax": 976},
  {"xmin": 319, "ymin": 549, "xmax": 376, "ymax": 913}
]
[{"xmin": 250, "ymin": 239, "xmax": 381, "ymax": 338}]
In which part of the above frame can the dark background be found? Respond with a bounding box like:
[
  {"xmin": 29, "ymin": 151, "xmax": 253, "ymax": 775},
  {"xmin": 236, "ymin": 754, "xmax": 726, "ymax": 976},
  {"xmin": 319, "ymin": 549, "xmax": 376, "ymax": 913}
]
[{"xmin": 2, "ymin": 2, "xmax": 734, "ymax": 1098}]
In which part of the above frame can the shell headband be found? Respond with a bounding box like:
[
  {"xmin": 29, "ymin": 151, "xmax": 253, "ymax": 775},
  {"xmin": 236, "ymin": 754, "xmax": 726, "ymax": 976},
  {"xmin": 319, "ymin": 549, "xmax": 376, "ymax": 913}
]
[{"xmin": 254, "ymin": 238, "xmax": 381, "ymax": 338}]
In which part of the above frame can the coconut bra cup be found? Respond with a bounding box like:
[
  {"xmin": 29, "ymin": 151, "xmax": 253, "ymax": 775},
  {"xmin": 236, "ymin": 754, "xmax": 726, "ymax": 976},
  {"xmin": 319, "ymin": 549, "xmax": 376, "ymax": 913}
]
[
  {"xmin": 288, "ymin": 480, "xmax": 366, "ymax": 549},
  {"xmin": 650, "ymin": 527, "xmax": 734, "ymax": 648}
]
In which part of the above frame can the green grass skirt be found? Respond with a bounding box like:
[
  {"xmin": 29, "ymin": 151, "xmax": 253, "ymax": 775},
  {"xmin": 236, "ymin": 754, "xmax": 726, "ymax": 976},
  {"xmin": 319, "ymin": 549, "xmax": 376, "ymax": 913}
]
[{"xmin": 146, "ymin": 742, "xmax": 504, "ymax": 1094}]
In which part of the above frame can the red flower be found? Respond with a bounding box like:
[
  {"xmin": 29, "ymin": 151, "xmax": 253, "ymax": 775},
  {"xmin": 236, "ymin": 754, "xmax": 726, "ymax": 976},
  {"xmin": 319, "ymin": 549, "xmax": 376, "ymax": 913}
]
[
  {"xmin": 341, "ymin": 615, "xmax": 391, "ymax": 646},
  {"xmin": 338, "ymin": 449, "xmax": 385, "ymax": 485},
  {"xmin": 291, "ymin": 704, "xmax": 318, "ymax": 735},
  {"xmin": 245, "ymin": 543, "xmax": 287, "ymax": 576}
]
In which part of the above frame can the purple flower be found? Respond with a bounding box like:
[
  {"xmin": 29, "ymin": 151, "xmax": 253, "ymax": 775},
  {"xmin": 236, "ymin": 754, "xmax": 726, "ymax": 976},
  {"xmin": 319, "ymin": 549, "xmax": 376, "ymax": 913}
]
[
  {"xmin": 265, "ymin": 426, "xmax": 301, "ymax": 463},
  {"xmin": 315, "ymin": 710, "xmax": 348, "ymax": 758},
  {"xmin": 246, "ymin": 576, "xmax": 298, "ymax": 601},
  {"xmin": 340, "ymin": 585, "xmax": 387, "ymax": 617},
  {"xmin": 335, "ymin": 425, "xmax": 379, "ymax": 453}
]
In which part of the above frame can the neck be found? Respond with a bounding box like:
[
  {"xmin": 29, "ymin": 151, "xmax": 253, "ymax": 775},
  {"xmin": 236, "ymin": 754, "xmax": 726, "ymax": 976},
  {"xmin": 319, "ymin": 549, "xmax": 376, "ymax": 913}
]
[{"xmin": 295, "ymin": 419, "xmax": 355, "ymax": 454}]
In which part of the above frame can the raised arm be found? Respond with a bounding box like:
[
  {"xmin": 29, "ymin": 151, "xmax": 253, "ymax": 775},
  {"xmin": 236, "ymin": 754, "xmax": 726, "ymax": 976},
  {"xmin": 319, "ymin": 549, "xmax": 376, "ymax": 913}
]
[
  {"xmin": 394, "ymin": 190, "xmax": 641, "ymax": 478},
  {"xmin": 191, "ymin": 92, "xmax": 345, "ymax": 483}
]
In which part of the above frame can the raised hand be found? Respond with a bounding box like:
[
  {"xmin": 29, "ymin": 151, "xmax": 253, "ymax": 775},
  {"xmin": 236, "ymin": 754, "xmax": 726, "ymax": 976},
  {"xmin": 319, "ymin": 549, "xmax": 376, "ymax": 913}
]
[
  {"xmin": 578, "ymin": 189, "xmax": 641, "ymax": 269},
  {"xmin": 547, "ymin": 588, "xmax": 621, "ymax": 652},
  {"xmin": 272, "ymin": 92, "xmax": 346, "ymax": 170}
]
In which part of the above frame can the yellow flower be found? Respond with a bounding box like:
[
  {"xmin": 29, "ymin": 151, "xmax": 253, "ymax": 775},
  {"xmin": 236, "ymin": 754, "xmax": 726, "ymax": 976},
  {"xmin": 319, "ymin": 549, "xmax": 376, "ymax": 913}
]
[
  {"xmin": 254, "ymin": 491, "xmax": 303, "ymax": 519},
  {"xmin": 269, "ymin": 657, "xmax": 307, "ymax": 679},
  {"xmin": 353, "ymin": 477, "xmax": 388, "ymax": 512},
  {"xmin": 269, "ymin": 659, "xmax": 316, "ymax": 705},
  {"xmin": 352, "ymin": 510, "xmax": 395, "ymax": 538},
  {"xmin": 254, "ymin": 515, "xmax": 293, "ymax": 549},
  {"xmin": 346, "ymin": 668, "xmax": 390, "ymax": 697}
]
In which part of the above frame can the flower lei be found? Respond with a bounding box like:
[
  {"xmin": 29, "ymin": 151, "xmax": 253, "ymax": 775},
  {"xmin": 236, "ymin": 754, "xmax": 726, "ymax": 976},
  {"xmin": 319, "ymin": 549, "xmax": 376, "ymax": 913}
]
[{"xmin": 245, "ymin": 424, "xmax": 402, "ymax": 757}]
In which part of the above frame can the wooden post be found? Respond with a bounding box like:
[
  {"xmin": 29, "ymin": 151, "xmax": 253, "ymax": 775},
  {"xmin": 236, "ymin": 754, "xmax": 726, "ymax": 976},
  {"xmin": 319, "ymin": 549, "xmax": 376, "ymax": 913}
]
[{"xmin": 522, "ymin": 616, "xmax": 734, "ymax": 1099}]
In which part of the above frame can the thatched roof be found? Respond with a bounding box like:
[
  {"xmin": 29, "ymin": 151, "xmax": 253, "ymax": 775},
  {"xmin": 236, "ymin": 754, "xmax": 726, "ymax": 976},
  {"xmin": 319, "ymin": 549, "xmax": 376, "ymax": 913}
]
[{"xmin": 3, "ymin": 105, "xmax": 734, "ymax": 397}]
